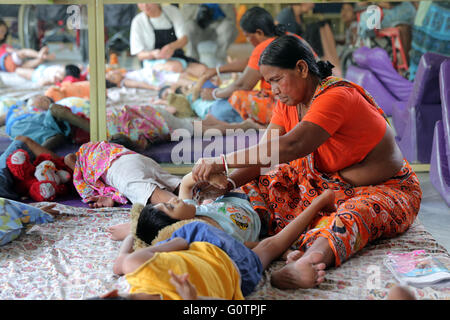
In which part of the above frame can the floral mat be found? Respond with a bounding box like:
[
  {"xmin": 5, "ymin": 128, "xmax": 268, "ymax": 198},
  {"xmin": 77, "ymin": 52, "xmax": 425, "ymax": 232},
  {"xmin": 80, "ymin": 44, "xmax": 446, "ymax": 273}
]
[{"xmin": 0, "ymin": 202, "xmax": 449, "ymax": 300}]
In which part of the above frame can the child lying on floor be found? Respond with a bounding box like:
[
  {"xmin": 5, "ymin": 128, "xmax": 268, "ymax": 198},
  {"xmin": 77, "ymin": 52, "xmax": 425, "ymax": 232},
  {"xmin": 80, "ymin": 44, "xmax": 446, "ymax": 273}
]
[
  {"xmin": 16, "ymin": 63, "xmax": 86, "ymax": 87},
  {"xmin": 100, "ymin": 189, "xmax": 334, "ymax": 300},
  {"xmin": 63, "ymin": 141, "xmax": 181, "ymax": 208},
  {"xmin": 134, "ymin": 172, "xmax": 261, "ymax": 245},
  {"xmin": 0, "ymin": 95, "xmax": 89, "ymax": 150},
  {"xmin": 106, "ymin": 170, "xmax": 260, "ymax": 242}
]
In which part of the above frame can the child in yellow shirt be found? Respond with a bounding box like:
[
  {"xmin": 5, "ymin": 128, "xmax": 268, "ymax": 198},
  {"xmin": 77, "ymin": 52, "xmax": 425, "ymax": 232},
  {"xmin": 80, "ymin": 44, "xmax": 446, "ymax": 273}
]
[{"xmin": 96, "ymin": 189, "xmax": 335, "ymax": 300}]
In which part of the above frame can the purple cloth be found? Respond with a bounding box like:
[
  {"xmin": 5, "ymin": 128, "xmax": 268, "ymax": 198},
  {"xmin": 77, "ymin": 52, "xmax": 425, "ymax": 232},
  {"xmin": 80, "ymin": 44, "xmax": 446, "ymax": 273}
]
[
  {"xmin": 430, "ymin": 121, "xmax": 450, "ymax": 206},
  {"xmin": 430, "ymin": 60, "xmax": 450, "ymax": 206},
  {"xmin": 346, "ymin": 46, "xmax": 414, "ymax": 117},
  {"xmin": 394, "ymin": 52, "xmax": 448, "ymax": 163}
]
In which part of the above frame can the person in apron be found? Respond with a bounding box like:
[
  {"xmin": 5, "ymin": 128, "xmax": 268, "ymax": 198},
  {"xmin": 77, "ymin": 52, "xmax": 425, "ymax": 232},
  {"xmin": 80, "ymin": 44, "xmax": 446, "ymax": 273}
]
[{"xmin": 130, "ymin": 4, "xmax": 206, "ymax": 77}]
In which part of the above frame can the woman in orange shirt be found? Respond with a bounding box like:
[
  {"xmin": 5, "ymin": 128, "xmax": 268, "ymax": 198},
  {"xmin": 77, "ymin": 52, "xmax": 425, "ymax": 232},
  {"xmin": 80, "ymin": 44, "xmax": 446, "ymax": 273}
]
[
  {"xmin": 191, "ymin": 35, "xmax": 422, "ymax": 289},
  {"xmin": 200, "ymin": 7, "xmax": 315, "ymax": 125}
]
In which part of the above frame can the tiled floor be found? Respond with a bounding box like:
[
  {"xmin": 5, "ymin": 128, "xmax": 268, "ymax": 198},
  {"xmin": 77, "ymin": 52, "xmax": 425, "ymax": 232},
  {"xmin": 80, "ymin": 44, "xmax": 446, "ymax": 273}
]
[{"xmin": 416, "ymin": 172, "xmax": 450, "ymax": 252}]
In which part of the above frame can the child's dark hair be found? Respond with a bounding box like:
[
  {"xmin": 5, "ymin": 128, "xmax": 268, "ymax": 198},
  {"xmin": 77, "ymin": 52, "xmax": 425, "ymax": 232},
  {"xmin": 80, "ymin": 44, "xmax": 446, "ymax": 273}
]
[
  {"xmin": 259, "ymin": 35, "xmax": 334, "ymax": 80},
  {"xmin": 108, "ymin": 134, "xmax": 141, "ymax": 152},
  {"xmin": 65, "ymin": 64, "xmax": 81, "ymax": 78},
  {"xmin": 0, "ymin": 19, "xmax": 9, "ymax": 45},
  {"xmin": 135, "ymin": 204, "xmax": 180, "ymax": 245},
  {"xmin": 240, "ymin": 6, "xmax": 286, "ymax": 37}
]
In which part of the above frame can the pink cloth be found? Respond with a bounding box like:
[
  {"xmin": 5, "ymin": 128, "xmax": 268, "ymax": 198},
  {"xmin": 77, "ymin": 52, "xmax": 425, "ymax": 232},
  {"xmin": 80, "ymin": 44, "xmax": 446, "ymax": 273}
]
[{"xmin": 73, "ymin": 141, "xmax": 134, "ymax": 203}]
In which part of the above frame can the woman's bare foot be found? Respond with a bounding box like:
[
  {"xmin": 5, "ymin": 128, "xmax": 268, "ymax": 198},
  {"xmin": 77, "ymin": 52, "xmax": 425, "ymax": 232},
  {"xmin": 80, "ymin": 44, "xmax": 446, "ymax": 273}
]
[
  {"xmin": 107, "ymin": 222, "xmax": 131, "ymax": 241},
  {"xmin": 271, "ymin": 251, "xmax": 326, "ymax": 289}
]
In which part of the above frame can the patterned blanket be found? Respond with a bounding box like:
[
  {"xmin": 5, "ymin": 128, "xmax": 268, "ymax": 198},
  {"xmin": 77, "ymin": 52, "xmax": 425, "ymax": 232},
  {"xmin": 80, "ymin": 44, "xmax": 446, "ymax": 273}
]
[{"xmin": 0, "ymin": 202, "xmax": 449, "ymax": 300}]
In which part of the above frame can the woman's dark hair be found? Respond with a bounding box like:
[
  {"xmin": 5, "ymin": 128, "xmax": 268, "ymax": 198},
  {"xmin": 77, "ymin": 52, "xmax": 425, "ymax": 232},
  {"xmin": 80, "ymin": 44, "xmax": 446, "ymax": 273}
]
[
  {"xmin": 259, "ymin": 35, "xmax": 334, "ymax": 80},
  {"xmin": 0, "ymin": 19, "xmax": 9, "ymax": 45},
  {"xmin": 65, "ymin": 64, "xmax": 81, "ymax": 78},
  {"xmin": 135, "ymin": 204, "xmax": 180, "ymax": 245},
  {"xmin": 240, "ymin": 6, "xmax": 285, "ymax": 37}
]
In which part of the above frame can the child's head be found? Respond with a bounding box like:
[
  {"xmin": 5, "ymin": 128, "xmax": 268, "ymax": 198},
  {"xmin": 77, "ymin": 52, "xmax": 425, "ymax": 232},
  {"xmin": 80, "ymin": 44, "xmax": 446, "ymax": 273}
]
[
  {"xmin": 27, "ymin": 95, "xmax": 54, "ymax": 111},
  {"xmin": 0, "ymin": 19, "xmax": 9, "ymax": 44},
  {"xmin": 341, "ymin": 3, "xmax": 356, "ymax": 24},
  {"xmin": 63, "ymin": 153, "xmax": 77, "ymax": 170},
  {"xmin": 136, "ymin": 197, "xmax": 196, "ymax": 245},
  {"xmin": 136, "ymin": 203, "xmax": 181, "ymax": 246},
  {"xmin": 105, "ymin": 69, "xmax": 124, "ymax": 86},
  {"xmin": 65, "ymin": 64, "xmax": 81, "ymax": 79}
]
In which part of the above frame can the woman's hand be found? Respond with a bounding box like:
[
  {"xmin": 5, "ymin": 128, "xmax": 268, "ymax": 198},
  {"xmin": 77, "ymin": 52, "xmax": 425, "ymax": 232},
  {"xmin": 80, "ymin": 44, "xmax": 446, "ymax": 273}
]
[
  {"xmin": 192, "ymin": 181, "xmax": 229, "ymax": 203},
  {"xmin": 200, "ymin": 88, "xmax": 215, "ymax": 101},
  {"xmin": 192, "ymin": 157, "xmax": 225, "ymax": 183},
  {"xmin": 157, "ymin": 44, "xmax": 175, "ymax": 60}
]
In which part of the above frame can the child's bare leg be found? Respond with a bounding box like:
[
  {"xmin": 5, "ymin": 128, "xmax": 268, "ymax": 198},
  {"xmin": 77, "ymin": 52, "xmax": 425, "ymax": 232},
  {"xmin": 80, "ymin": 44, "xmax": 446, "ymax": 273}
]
[
  {"xmin": 15, "ymin": 67, "xmax": 34, "ymax": 80},
  {"xmin": 16, "ymin": 48, "xmax": 41, "ymax": 59},
  {"xmin": 14, "ymin": 135, "xmax": 58, "ymax": 159},
  {"xmin": 21, "ymin": 57, "xmax": 44, "ymax": 69},
  {"xmin": 202, "ymin": 114, "xmax": 265, "ymax": 134},
  {"xmin": 252, "ymin": 189, "xmax": 335, "ymax": 269}
]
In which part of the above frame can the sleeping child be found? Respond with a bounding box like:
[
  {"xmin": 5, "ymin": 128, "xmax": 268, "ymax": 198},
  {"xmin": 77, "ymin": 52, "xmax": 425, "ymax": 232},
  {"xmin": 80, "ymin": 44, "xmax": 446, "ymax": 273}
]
[
  {"xmin": 15, "ymin": 63, "xmax": 86, "ymax": 87},
  {"xmin": 97, "ymin": 189, "xmax": 335, "ymax": 300},
  {"xmin": 63, "ymin": 141, "xmax": 181, "ymax": 208}
]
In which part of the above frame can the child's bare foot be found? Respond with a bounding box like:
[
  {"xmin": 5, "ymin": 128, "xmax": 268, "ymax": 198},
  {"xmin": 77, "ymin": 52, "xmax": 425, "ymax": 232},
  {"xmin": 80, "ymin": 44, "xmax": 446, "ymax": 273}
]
[
  {"xmin": 271, "ymin": 251, "xmax": 326, "ymax": 289},
  {"xmin": 38, "ymin": 46, "xmax": 49, "ymax": 59},
  {"xmin": 284, "ymin": 249, "xmax": 304, "ymax": 263},
  {"xmin": 107, "ymin": 223, "xmax": 131, "ymax": 241},
  {"xmin": 387, "ymin": 285, "xmax": 416, "ymax": 300}
]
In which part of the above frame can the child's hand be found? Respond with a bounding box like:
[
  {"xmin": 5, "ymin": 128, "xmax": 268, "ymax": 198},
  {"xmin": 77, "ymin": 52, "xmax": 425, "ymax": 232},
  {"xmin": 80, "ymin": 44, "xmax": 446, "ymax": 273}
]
[
  {"xmin": 169, "ymin": 270, "xmax": 198, "ymax": 300},
  {"xmin": 40, "ymin": 203, "xmax": 60, "ymax": 217},
  {"xmin": 85, "ymin": 196, "xmax": 115, "ymax": 208}
]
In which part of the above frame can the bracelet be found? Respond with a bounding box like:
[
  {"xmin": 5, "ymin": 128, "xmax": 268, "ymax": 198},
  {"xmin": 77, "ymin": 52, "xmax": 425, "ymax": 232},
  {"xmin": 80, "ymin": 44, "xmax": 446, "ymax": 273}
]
[
  {"xmin": 211, "ymin": 88, "xmax": 220, "ymax": 100},
  {"xmin": 220, "ymin": 153, "xmax": 229, "ymax": 176},
  {"xmin": 215, "ymin": 65, "xmax": 222, "ymax": 80},
  {"xmin": 227, "ymin": 177, "xmax": 237, "ymax": 191}
]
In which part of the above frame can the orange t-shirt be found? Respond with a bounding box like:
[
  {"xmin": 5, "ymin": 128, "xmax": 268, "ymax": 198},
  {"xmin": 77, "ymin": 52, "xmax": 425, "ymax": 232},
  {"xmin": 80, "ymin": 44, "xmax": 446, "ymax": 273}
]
[
  {"xmin": 270, "ymin": 86, "xmax": 387, "ymax": 173},
  {"xmin": 247, "ymin": 37, "xmax": 275, "ymax": 91}
]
